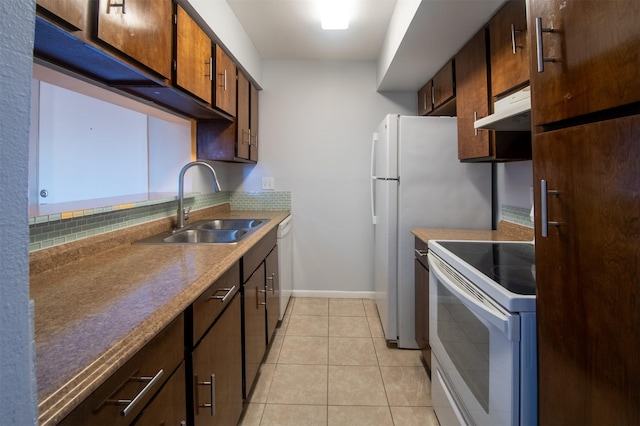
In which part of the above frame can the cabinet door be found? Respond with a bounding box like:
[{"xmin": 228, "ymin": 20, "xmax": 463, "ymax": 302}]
[
  {"xmin": 417, "ymin": 81, "xmax": 433, "ymax": 116},
  {"xmin": 215, "ymin": 45, "xmax": 237, "ymax": 116},
  {"xmin": 37, "ymin": 0, "xmax": 86, "ymax": 30},
  {"xmin": 265, "ymin": 246, "xmax": 280, "ymax": 345},
  {"xmin": 489, "ymin": 0, "xmax": 528, "ymax": 98},
  {"xmin": 414, "ymin": 239, "xmax": 430, "ymax": 370},
  {"xmin": 236, "ymin": 71, "xmax": 251, "ymax": 160},
  {"xmin": 243, "ymin": 263, "xmax": 267, "ymax": 398},
  {"xmin": 192, "ymin": 294, "xmax": 243, "ymax": 426},
  {"xmin": 456, "ymin": 29, "xmax": 491, "ymax": 160},
  {"xmin": 528, "ymin": 0, "xmax": 640, "ymax": 126},
  {"xmin": 432, "ymin": 60, "xmax": 454, "ymax": 109},
  {"xmin": 59, "ymin": 315, "xmax": 184, "ymax": 425},
  {"xmin": 534, "ymin": 115, "xmax": 640, "ymax": 425},
  {"xmin": 249, "ymin": 83, "xmax": 259, "ymax": 162},
  {"xmin": 97, "ymin": 0, "xmax": 173, "ymax": 79},
  {"xmin": 132, "ymin": 363, "xmax": 186, "ymax": 426},
  {"xmin": 176, "ymin": 5, "xmax": 212, "ymax": 103}
]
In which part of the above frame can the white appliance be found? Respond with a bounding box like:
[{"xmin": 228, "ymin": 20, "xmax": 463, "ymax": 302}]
[
  {"xmin": 370, "ymin": 114, "xmax": 491, "ymax": 348},
  {"xmin": 428, "ymin": 240, "xmax": 537, "ymax": 426},
  {"xmin": 277, "ymin": 215, "xmax": 293, "ymax": 321}
]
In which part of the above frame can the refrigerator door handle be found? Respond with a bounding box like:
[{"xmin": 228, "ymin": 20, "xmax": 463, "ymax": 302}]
[{"xmin": 371, "ymin": 132, "xmax": 378, "ymax": 225}]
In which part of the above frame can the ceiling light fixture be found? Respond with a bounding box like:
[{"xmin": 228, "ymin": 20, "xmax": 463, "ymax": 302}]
[{"xmin": 320, "ymin": 0, "xmax": 350, "ymax": 30}]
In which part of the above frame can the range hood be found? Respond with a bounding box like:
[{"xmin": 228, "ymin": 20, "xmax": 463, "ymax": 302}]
[{"xmin": 474, "ymin": 86, "xmax": 531, "ymax": 131}]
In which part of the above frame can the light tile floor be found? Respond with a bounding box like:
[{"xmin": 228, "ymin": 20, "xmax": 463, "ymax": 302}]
[{"xmin": 238, "ymin": 297, "xmax": 440, "ymax": 426}]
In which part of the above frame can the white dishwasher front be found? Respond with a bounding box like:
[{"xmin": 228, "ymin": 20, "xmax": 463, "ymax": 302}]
[{"xmin": 277, "ymin": 215, "xmax": 293, "ymax": 320}]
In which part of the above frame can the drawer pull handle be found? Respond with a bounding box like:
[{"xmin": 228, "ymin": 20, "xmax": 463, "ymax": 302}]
[
  {"xmin": 195, "ymin": 374, "xmax": 216, "ymax": 416},
  {"xmin": 540, "ymin": 180, "xmax": 560, "ymax": 237},
  {"xmin": 414, "ymin": 249, "xmax": 427, "ymax": 257},
  {"xmin": 210, "ymin": 286, "xmax": 236, "ymax": 303},
  {"xmin": 266, "ymin": 273, "xmax": 276, "ymax": 293},
  {"xmin": 106, "ymin": 369, "xmax": 164, "ymax": 416},
  {"xmin": 106, "ymin": 0, "xmax": 126, "ymax": 14},
  {"xmin": 535, "ymin": 17, "xmax": 557, "ymax": 72},
  {"xmin": 510, "ymin": 24, "xmax": 523, "ymax": 54}
]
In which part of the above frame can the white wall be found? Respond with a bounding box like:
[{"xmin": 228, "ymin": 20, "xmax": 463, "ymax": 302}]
[
  {"xmin": 230, "ymin": 60, "xmax": 415, "ymax": 294},
  {"xmin": 0, "ymin": 0, "xmax": 38, "ymax": 423},
  {"xmin": 496, "ymin": 160, "xmax": 534, "ymax": 221}
]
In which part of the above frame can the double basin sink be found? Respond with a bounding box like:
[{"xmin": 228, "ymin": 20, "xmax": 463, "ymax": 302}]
[{"xmin": 135, "ymin": 218, "xmax": 266, "ymax": 245}]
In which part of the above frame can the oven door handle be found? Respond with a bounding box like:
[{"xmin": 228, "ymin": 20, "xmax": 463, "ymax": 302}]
[{"xmin": 430, "ymin": 255, "xmax": 519, "ymax": 341}]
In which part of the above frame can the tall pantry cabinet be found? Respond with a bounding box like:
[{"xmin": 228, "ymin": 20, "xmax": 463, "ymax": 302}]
[{"xmin": 528, "ymin": 0, "xmax": 640, "ymax": 424}]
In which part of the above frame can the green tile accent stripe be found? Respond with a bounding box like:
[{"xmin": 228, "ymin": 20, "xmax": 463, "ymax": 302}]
[
  {"xmin": 230, "ymin": 191, "xmax": 291, "ymax": 210},
  {"xmin": 502, "ymin": 205, "xmax": 534, "ymax": 228},
  {"xmin": 29, "ymin": 191, "xmax": 291, "ymax": 252}
]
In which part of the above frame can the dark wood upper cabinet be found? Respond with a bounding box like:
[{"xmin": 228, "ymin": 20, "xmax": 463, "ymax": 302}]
[
  {"xmin": 249, "ymin": 82, "xmax": 259, "ymax": 162},
  {"xmin": 36, "ymin": 0, "xmax": 86, "ymax": 31},
  {"xmin": 96, "ymin": 0, "xmax": 173, "ymax": 79},
  {"xmin": 533, "ymin": 114, "xmax": 640, "ymax": 425},
  {"xmin": 528, "ymin": 0, "xmax": 640, "ymax": 127},
  {"xmin": 489, "ymin": 0, "xmax": 529, "ymax": 98},
  {"xmin": 215, "ymin": 45, "xmax": 237, "ymax": 117},
  {"xmin": 431, "ymin": 60, "xmax": 455, "ymax": 113},
  {"xmin": 236, "ymin": 71, "xmax": 251, "ymax": 160},
  {"xmin": 175, "ymin": 5, "xmax": 212, "ymax": 104},
  {"xmin": 417, "ymin": 81, "xmax": 433, "ymax": 116},
  {"xmin": 455, "ymin": 30, "xmax": 491, "ymax": 160}
]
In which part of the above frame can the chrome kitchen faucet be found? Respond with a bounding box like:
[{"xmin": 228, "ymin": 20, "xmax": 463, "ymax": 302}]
[{"xmin": 177, "ymin": 161, "xmax": 221, "ymax": 229}]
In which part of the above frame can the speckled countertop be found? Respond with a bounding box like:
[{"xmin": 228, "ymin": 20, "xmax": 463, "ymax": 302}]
[
  {"xmin": 29, "ymin": 204, "xmax": 290, "ymax": 425},
  {"xmin": 412, "ymin": 220, "xmax": 534, "ymax": 244}
]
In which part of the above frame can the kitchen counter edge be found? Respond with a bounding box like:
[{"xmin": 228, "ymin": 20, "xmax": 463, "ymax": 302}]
[{"xmin": 31, "ymin": 206, "xmax": 290, "ymax": 425}]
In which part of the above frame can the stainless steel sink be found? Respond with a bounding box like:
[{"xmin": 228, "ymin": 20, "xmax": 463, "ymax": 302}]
[
  {"xmin": 195, "ymin": 219, "xmax": 264, "ymax": 230},
  {"xmin": 133, "ymin": 218, "xmax": 266, "ymax": 245},
  {"xmin": 163, "ymin": 229, "xmax": 247, "ymax": 244}
]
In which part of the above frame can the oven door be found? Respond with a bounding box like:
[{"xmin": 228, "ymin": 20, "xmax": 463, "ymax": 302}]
[{"xmin": 428, "ymin": 253, "xmax": 520, "ymax": 426}]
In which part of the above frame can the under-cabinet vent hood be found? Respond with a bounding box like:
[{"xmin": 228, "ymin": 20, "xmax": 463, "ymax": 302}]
[{"xmin": 475, "ymin": 86, "xmax": 531, "ymax": 131}]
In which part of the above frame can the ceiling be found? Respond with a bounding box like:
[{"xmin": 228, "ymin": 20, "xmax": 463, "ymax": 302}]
[{"xmin": 226, "ymin": 0, "xmax": 506, "ymax": 91}]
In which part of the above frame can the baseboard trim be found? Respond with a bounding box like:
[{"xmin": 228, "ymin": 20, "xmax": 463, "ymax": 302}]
[{"xmin": 291, "ymin": 290, "xmax": 375, "ymax": 299}]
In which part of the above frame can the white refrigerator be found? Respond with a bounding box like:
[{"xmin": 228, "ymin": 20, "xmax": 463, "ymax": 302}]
[{"xmin": 371, "ymin": 114, "xmax": 492, "ymax": 348}]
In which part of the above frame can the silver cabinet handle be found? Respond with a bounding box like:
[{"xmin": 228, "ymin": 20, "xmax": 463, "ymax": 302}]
[
  {"xmin": 510, "ymin": 23, "xmax": 523, "ymax": 54},
  {"xmin": 535, "ymin": 17, "xmax": 556, "ymax": 72},
  {"xmin": 256, "ymin": 288, "xmax": 266, "ymax": 307},
  {"xmin": 431, "ymin": 85, "xmax": 435, "ymax": 106},
  {"xmin": 195, "ymin": 374, "xmax": 216, "ymax": 416},
  {"xmin": 414, "ymin": 249, "xmax": 427, "ymax": 257},
  {"xmin": 206, "ymin": 57, "xmax": 213, "ymax": 81},
  {"xmin": 106, "ymin": 369, "xmax": 164, "ymax": 417},
  {"xmin": 209, "ymin": 285, "xmax": 236, "ymax": 303},
  {"xmin": 266, "ymin": 273, "xmax": 276, "ymax": 293},
  {"xmin": 540, "ymin": 180, "xmax": 560, "ymax": 237},
  {"xmin": 224, "ymin": 69, "xmax": 227, "ymax": 91},
  {"xmin": 107, "ymin": 0, "xmax": 126, "ymax": 14}
]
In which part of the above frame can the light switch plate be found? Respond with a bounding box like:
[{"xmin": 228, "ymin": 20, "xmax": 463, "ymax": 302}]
[{"xmin": 262, "ymin": 177, "xmax": 275, "ymax": 190}]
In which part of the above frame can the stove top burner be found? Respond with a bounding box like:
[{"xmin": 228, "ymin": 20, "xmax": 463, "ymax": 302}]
[{"xmin": 438, "ymin": 241, "xmax": 536, "ymax": 295}]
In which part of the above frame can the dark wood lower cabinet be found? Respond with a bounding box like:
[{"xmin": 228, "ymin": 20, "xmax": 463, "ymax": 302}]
[
  {"xmin": 132, "ymin": 363, "xmax": 187, "ymax": 425},
  {"xmin": 243, "ymin": 263, "xmax": 267, "ymax": 398},
  {"xmin": 265, "ymin": 246, "xmax": 280, "ymax": 345},
  {"xmin": 190, "ymin": 294, "xmax": 243, "ymax": 426},
  {"xmin": 534, "ymin": 114, "xmax": 640, "ymax": 424},
  {"xmin": 414, "ymin": 238, "xmax": 430, "ymax": 371}
]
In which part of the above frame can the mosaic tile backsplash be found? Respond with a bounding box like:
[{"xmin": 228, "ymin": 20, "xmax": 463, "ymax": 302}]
[
  {"xmin": 502, "ymin": 205, "xmax": 534, "ymax": 228},
  {"xmin": 29, "ymin": 191, "xmax": 291, "ymax": 252}
]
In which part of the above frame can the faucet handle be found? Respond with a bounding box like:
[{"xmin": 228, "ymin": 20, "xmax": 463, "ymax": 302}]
[{"xmin": 183, "ymin": 207, "xmax": 191, "ymax": 222}]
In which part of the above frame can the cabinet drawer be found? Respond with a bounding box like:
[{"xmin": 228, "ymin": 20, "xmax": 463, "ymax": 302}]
[
  {"xmin": 415, "ymin": 238, "xmax": 429, "ymax": 269},
  {"xmin": 192, "ymin": 262, "xmax": 240, "ymax": 345},
  {"xmin": 242, "ymin": 228, "xmax": 277, "ymax": 281},
  {"xmin": 60, "ymin": 314, "xmax": 184, "ymax": 425}
]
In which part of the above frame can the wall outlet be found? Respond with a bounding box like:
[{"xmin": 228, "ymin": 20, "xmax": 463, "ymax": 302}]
[{"xmin": 262, "ymin": 177, "xmax": 275, "ymax": 190}]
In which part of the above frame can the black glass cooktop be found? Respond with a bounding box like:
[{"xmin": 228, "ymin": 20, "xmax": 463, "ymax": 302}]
[{"xmin": 439, "ymin": 241, "xmax": 536, "ymax": 295}]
